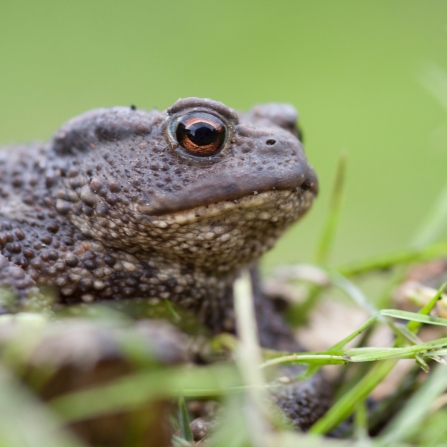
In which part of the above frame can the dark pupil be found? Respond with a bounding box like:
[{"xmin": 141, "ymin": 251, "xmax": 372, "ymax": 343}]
[{"xmin": 185, "ymin": 122, "xmax": 217, "ymax": 146}]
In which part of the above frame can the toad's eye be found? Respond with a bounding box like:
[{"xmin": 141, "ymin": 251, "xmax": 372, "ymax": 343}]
[{"xmin": 174, "ymin": 112, "xmax": 227, "ymax": 156}]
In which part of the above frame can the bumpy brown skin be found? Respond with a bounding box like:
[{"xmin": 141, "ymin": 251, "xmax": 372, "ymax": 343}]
[
  {"xmin": 0, "ymin": 98, "xmax": 317, "ymax": 325},
  {"xmin": 0, "ymin": 98, "xmax": 329, "ymax": 428}
]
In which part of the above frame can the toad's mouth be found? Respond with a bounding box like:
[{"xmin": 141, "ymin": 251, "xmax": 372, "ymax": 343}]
[
  {"xmin": 135, "ymin": 164, "xmax": 318, "ymax": 217},
  {"xmin": 133, "ymin": 187, "xmax": 315, "ymax": 228}
]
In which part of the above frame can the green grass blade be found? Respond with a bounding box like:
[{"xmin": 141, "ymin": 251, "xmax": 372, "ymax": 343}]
[
  {"xmin": 379, "ymin": 309, "xmax": 447, "ymax": 326},
  {"xmin": 178, "ymin": 397, "xmax": 193, "ymax": 442},
  {"xmin": 411, "ymin": 183, "xmax": 447, "ymax": 248},
  {"xmin": 354, "ymin": 401, "xmax": 368, "ymax": 442},
  {"xmin": 308, "ymin": 288, "xmax": 447, "ymax": 434},
  {"xmin": 309, "ymin": 359, "xmax": 397, "ymax": 435},
  {"xmin": 233, "ymin": 271, "xmax": 272, "ymax": 447},
  {"xmin": 0, "ymin": 365, "xmax": 87, "ymax": 447},
  {"xmin": 338, "ymin": 242, "xmax": 447, "ymax": 277},
  {"xmin": 379, "ymin": 364, "xmax": 447, "ymax": 445},
  {"xmin": 314, "ymin": 151, "xmax": 347, "ymax": 265},
  {"xmin": 330, "ymin": 271, "xmax": 377, "ymax": 315},
  {"xmin": 51, "ymin": 363, "xmax": 241, "ymax": 423},
  {"xmin": 407, "ymin": 281, "xmax": 447, "ymax": 333}
]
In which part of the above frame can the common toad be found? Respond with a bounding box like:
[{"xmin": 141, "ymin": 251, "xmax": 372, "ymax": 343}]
[
  {"xmin": 0, "ymin": 97, "xmax": 329, "ymax": 430},
  {"xmin": 0, "ymin": 97, "xmax": 317, "ymax": 329}
]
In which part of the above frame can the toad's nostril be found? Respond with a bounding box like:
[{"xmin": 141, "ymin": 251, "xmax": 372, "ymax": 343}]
[{"xmin": 266, "ymin": 139, "xmax": 276, "ymax": 146}]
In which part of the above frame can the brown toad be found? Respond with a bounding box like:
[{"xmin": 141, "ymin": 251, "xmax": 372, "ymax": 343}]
[
  {"xmin": 0, "ymin": 97, "xmax": 330, "ymax": 431},
  {"xmin": 0, "ymin": 97, "xmax": 317, "ymax": 331}
]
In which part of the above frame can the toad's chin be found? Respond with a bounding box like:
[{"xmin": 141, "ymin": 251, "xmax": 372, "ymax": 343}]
[{"xmin": 128, "ymin": 188, "xmax": 317, "ymax": 273}]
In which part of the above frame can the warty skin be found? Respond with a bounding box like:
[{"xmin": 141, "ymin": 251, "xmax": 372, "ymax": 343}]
[{"xmin": 0, "ymin": 97, "xmax": 317, "ymax": 331}]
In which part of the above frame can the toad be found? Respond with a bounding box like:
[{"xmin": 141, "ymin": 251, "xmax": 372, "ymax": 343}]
[
  {"xmin": 0, "ymin": 97, "xmax": 316, "ymax": 324},
  {"xmin": 0, "ymin": 98, "xmax": 328, "ymax": 428}
]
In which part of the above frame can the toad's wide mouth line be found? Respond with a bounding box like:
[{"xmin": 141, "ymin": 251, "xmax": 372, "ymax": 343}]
[
  {"xmin": 134, "ymin": 164, "xmax": 318, "ymax": 218},
  {"xmin": 133, "ymin": 188, "xmax": 308, "ymax": 228}
]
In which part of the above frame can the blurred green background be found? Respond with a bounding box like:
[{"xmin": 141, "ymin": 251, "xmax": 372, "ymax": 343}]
[{"xmin": 1, "ymin": 1, "xmax": 447, "ymax": 267}]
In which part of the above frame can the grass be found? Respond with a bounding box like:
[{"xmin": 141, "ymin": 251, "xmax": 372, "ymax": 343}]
[{"xmin": 2, "ymin": 165, "xmax": 447, "ymax": 446}]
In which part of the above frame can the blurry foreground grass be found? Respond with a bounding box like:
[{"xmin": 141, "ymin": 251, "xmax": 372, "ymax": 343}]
[{"xmin": 2, "ymin": 158, "xmax": 447, "ymax": 446}]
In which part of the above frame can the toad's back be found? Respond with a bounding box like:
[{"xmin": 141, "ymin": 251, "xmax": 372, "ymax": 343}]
[{"xmin": 0, "ymin": 97, "xmax": 317, "ymax": 330}]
